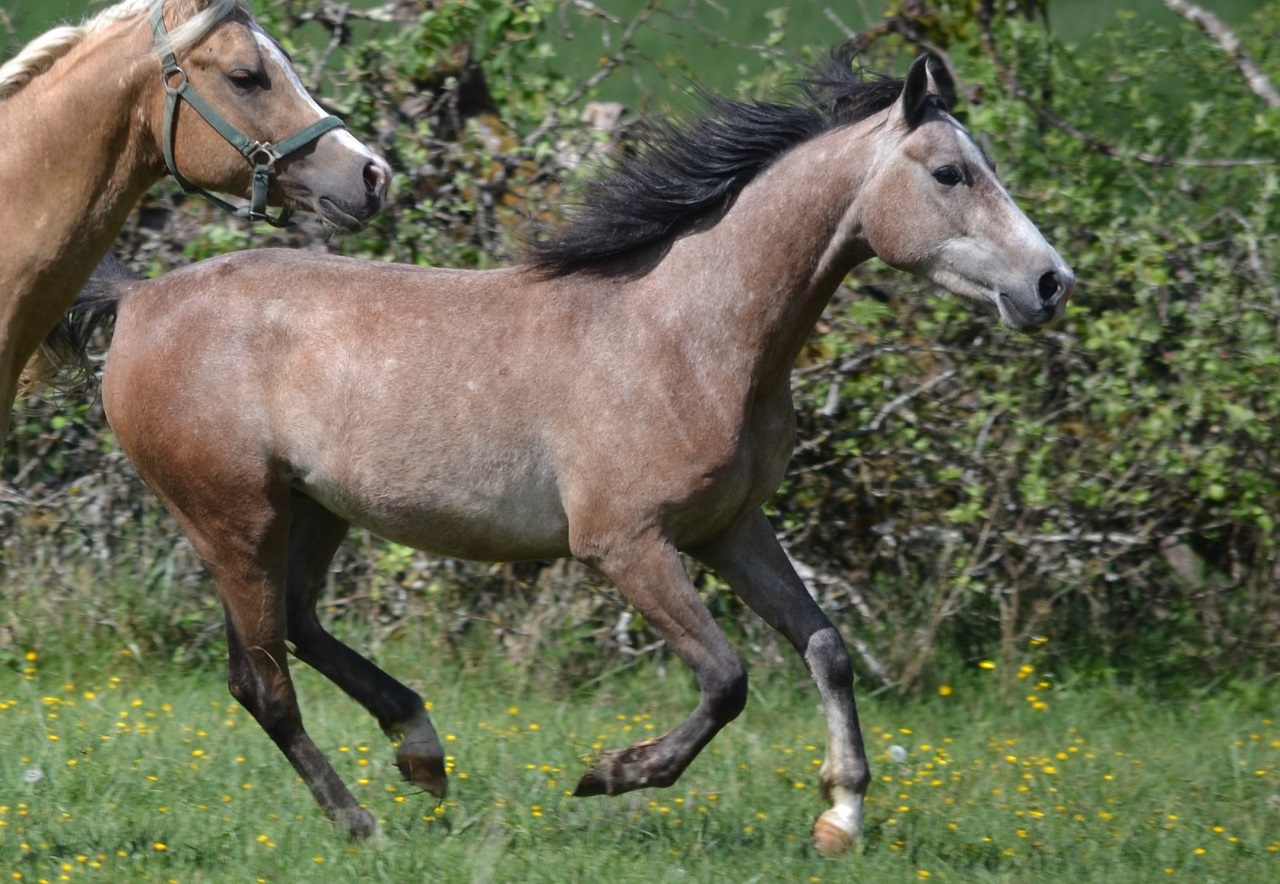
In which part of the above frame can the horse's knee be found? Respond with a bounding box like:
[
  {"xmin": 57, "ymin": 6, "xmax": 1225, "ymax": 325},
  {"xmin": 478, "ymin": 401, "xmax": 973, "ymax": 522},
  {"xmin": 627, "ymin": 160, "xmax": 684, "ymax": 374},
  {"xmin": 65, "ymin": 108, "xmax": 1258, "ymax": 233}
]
[
  {"xmin": 805, "ymin": 626, "xmax": 853, "ymax": 692},
  {"xmin": 707, "ymin": 661, "xmax": 748, "ymax": 724}
]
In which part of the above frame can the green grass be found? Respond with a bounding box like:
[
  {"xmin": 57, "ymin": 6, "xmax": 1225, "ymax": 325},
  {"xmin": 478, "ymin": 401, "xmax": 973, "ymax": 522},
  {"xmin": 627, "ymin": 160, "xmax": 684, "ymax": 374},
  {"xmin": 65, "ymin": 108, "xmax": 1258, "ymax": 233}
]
[{"xmin": 1, "ymin": 642, "xmax": 1277, "ymax": 882}]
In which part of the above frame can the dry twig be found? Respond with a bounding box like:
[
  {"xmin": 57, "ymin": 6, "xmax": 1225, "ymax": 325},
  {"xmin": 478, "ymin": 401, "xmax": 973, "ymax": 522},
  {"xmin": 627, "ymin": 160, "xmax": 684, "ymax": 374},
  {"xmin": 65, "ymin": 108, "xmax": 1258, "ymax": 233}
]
[{"xmin": 1162, "ymin": 0, "xmax": 1280, "ymax": 108}]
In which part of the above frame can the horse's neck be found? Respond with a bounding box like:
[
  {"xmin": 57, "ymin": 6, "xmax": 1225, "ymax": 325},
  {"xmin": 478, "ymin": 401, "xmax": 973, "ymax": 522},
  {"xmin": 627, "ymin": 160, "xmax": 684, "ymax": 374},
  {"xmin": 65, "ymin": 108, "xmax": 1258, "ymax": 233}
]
[
  {"xmin": 645, "ymin": 124, "xmax": 878, "ymax": 387},
  {"xmin": 0, "ymin": 19, "xmax": 159, "ymax": 300}
]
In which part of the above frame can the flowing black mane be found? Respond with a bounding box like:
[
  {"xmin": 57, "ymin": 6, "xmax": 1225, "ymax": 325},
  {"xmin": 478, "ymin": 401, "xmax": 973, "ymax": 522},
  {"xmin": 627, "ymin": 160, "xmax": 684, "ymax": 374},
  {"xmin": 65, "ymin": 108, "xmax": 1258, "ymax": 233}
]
[{"xmin": 524, "ymin": 47, "xmax": 906, "ymax": 278}]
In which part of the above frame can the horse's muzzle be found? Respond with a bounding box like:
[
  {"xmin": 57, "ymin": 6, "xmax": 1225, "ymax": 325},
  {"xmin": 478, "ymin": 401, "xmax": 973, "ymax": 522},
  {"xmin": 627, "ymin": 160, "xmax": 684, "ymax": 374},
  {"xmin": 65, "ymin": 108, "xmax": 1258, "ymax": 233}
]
[{"xmin": 1000, "ymin": 264, "xmax": 1074, "ymax": 330}]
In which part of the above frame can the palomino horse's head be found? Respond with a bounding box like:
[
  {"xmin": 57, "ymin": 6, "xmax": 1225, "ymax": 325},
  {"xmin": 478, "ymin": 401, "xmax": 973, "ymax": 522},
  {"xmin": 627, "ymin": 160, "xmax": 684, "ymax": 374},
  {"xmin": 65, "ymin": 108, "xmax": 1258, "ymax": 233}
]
[
  {"xmin": 858, "ymin": 55, "xmax": 1074, "ymax": 330},
  {"xmin": 153, "ymin": 0, "xmax": 389, "ymax": 229}
]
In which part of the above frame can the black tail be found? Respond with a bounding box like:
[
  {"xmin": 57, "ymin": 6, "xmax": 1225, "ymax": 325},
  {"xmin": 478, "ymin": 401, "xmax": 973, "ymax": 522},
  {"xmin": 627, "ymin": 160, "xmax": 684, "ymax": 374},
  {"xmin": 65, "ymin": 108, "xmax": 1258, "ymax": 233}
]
[{"xmin": 24, "ymin": 253, "xmax": 135, "ymax": 396}]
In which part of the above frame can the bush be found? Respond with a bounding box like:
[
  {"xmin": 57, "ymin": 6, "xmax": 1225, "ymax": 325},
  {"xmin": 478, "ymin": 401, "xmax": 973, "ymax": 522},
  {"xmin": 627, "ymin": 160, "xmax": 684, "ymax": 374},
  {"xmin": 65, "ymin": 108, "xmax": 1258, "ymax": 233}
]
[{"xmin": 3, "ymin": 1, "xmax": 1277, "ymax": 691}]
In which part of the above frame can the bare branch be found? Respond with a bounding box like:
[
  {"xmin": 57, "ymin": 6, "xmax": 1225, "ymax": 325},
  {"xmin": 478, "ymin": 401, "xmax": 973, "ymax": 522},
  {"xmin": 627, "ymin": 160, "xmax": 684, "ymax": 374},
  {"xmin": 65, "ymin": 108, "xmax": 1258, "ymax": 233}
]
[
  {"xmin": 858, "ymin": 367, "xmax": 957, "ymax": 435},
  {"xmin": 1162, "ymin": 0, "xmax": 1280, "ymax": 109},
  {"xmin": 522, "ymin": 0, "xmax": 659, "ymax": 149},
  {"xmin": 974, "ymin": 6, "xmax": 1275, "ymax": 168}
]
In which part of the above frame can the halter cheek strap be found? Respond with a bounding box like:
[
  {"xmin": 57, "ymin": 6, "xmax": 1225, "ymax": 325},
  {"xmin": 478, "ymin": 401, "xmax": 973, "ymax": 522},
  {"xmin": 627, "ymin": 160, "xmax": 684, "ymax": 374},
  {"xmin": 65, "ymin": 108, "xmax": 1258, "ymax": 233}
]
[{"xmin": 151, "ymin": 6, "xmax": 345, "ymax": 227}]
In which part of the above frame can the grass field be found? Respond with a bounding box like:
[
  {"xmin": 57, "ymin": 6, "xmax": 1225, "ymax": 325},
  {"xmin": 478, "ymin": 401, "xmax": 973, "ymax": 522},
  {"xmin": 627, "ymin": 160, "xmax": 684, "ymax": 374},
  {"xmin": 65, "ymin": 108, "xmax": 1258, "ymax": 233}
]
[{"xmin": 1, "ymin": 641, "xmax": 1276, "ymax": 882}]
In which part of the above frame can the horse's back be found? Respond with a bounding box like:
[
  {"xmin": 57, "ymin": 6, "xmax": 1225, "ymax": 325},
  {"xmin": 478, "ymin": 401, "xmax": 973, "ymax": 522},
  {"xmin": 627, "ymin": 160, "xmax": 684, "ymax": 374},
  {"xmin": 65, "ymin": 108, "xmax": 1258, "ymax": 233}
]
[{"xmin": 104, "ymin": 249, "xmax": 576, "ymax": 560}]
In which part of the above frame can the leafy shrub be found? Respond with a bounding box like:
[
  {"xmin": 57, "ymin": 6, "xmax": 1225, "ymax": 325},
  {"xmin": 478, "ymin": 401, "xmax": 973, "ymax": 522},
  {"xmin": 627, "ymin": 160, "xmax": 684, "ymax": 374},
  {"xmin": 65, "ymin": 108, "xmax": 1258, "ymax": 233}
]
[{"xmin": 3, "ymin": 1, "xmax": 1277, "ymax": 692}]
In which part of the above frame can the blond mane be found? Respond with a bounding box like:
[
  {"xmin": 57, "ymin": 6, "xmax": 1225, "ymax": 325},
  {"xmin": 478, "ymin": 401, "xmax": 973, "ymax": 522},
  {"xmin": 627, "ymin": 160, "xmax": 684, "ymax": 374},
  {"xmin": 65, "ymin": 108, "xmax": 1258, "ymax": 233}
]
[{"xmin": 0, "ymin": 0, "xmax": 248, "ymax": 102}]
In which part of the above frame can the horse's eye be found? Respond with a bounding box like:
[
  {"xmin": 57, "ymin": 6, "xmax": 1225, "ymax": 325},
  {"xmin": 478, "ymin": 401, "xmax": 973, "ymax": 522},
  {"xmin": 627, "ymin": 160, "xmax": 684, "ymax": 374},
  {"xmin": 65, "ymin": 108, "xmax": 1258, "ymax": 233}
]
[
  {"xmin": 932, "ymin": 166, "xmax": 962, "ymax": 187},
  {"xmin": 228, "ymin": 69, "xmax": 263, "ymax": 90}
]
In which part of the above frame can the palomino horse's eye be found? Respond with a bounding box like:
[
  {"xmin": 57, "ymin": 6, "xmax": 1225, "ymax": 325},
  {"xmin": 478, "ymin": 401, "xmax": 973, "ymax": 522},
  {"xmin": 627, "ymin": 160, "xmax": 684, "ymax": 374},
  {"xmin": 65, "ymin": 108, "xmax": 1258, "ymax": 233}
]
[
  {"xmin": 228, "ymin": 69, "xmax": 264, "ymax": 91},
  {"xmin": 932, "ymin": 166, "xmax": 962, "ymax": 187}
]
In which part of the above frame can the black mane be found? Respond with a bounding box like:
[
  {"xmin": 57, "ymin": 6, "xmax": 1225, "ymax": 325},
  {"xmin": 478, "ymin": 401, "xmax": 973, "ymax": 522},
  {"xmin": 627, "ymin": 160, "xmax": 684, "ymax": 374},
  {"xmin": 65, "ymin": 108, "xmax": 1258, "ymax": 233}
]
[{"xmin": 524, "ymin": 46, "xmax": 906, "ymax": 278}]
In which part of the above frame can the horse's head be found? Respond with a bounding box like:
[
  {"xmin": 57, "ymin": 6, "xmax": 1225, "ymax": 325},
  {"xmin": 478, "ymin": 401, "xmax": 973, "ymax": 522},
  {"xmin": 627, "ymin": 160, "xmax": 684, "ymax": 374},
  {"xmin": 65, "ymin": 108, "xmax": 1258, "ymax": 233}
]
[
  {"xmin": 151, "ymin": 0, "xmax": 389, "ymax": 229},
  {"xmin": 859, "ymin": 55, "xmax": 1073, "ymax": 330}
]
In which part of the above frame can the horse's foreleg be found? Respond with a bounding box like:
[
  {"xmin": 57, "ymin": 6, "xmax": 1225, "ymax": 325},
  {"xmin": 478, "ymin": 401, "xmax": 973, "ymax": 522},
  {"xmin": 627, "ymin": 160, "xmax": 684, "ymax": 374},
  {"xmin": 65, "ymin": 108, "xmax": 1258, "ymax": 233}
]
[
  {"xmin": 572, "ymin": 532, "xmax": 747, "ymax": 797},
  {"xmin": 691, "ymin": 509, "xmax": 869, "ymax": 857},
  {"xmin": 284, "ymin": 493, "xmax": 447, "ymax": 799}
]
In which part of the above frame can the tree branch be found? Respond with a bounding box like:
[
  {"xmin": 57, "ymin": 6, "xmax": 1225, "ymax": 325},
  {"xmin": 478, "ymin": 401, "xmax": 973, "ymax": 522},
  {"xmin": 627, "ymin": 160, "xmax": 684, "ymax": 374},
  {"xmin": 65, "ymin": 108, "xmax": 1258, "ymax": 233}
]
[
  {"xmin": 1162, "ymin": 0, "xmax": 1280, "ymax": 109},
  {"xmin": 973, "ymin": 4, "xmax": 1274, "ymax": 168},
  {"xmin": 522, "ymin": 0, "xmax": 658, "ymax": 149}
]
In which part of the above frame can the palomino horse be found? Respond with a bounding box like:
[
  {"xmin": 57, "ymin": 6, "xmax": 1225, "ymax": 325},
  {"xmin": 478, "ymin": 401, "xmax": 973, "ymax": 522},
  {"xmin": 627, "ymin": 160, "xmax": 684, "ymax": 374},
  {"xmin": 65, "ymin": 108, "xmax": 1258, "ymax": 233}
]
[
  {"xmin": 50, "ymin": 53, "xmax": 1073, "ymax": 852},
  {"xmin": 0, "ymin": 0, "xmax": 390, "ymax": 443}
]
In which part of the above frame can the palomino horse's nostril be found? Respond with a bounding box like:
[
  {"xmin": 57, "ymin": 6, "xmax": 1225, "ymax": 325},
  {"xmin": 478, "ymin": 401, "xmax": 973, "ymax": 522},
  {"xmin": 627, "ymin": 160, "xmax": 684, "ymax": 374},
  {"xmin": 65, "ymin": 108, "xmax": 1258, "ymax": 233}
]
[
  {"xmin": 363, "ymin": 161, "xmax": 389, "ymax": 199},
  {"xmin": 1038, "ymin": 270, "xmax": 1062, "ymax": 304}
]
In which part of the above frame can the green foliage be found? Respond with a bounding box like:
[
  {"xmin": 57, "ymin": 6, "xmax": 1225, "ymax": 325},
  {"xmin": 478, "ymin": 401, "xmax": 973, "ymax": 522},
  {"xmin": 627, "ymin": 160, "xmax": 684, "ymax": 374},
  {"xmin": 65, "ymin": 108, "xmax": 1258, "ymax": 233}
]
[
  {"xmin": 773, "ymin": 3, "xmax": 1280, "ymax": 688},
  {"xmin": 4, "ymin": 1, "xmax": 1280, "ymax": 692}
]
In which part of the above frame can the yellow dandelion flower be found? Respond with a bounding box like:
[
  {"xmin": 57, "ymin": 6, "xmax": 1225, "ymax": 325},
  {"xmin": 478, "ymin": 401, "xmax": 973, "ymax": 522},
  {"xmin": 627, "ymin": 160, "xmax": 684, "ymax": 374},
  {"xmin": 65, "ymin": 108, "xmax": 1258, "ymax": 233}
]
[
  {"xmin": 938, "ymin": 684, "xmax": 953, "ymax": 696},
  {"xmin": 978, "ymin": 660, "xmax": 996, "ymax": 670}
]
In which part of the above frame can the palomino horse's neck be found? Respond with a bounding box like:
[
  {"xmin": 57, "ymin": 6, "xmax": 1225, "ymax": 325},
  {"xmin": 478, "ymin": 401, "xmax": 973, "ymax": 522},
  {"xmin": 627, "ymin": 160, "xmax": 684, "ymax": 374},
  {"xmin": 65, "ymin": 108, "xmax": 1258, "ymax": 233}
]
[
  {"xmin": 0, "ymin": 16, "xmax": 160, "ymax": 384},
  {"xmin": 639, "ymin": 119, "xmax": 879, "ymax": 391},
  {"xmin": 1, "ymin": 16, "xmax": 160, "ymax": 265}
]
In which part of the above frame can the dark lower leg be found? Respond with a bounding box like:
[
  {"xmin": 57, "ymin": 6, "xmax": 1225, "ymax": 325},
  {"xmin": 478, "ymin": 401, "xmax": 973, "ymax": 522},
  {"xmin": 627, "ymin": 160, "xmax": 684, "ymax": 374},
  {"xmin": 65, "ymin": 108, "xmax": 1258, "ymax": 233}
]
[
  {"xmin": 225, "ymin": 617, "xmax": 375, "ymax": 838},
  {"xmin": 288, "ymin": 621, "xmax": 447, "ymax": 797},
  {"xmin": 285, "ymin": 494, "xmax": 446, "ymax": 796}
]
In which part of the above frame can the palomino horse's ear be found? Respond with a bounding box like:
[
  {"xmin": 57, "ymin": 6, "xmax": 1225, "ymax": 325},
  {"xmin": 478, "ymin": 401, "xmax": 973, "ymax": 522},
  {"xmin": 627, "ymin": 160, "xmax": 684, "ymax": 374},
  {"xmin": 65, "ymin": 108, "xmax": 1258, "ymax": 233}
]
[{"xmin": 891, "ymin": 54, "xmax": 948, "ymax": 129}]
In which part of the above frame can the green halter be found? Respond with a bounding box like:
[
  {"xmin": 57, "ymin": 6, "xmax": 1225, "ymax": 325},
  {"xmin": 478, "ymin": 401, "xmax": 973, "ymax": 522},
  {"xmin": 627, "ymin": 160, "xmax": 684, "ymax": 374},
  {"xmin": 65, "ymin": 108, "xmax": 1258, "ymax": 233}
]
[{"xmin": 151, "ymin": 5, "xmax": 345, "ymax": 227}]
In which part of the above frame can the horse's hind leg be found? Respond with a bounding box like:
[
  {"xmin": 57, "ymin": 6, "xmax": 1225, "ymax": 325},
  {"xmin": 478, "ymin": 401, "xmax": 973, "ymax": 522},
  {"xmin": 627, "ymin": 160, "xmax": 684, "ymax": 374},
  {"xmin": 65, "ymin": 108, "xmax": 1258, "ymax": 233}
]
[
  {"xmin": 284, "ymin": 492, "xmax": 447, "ymax": 798},
  {"xmin": 691, "ymin": 509, "xmax": 869, "ymax": 857},
  {"xmin": 572, "ymin": 530, "xmax": 747, "ymax": 797},
  {"xmin": 170, "ymin": 490, "xmax": 376, "ymax": 839},
  {"xmin": 221, "ymin": 603, "xmax": 375, "ymax": 838}
]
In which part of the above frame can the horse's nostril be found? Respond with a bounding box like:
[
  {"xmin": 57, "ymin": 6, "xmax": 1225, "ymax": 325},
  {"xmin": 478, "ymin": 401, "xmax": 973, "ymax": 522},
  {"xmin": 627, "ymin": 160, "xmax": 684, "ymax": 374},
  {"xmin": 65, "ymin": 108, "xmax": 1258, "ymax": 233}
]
[
  {"xmin": 1038, "ymin": 270, "xmax": 1061, "ymax": 304},
  {"xmin": 363, "ymin": 161, "xmax": 389, "ymax": 199}
]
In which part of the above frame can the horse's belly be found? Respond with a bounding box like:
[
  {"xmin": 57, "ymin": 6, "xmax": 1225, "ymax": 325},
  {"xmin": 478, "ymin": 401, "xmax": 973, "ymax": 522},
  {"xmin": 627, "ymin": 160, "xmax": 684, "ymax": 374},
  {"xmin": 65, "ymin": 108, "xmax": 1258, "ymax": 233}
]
[{"xmin": 303, "ymin": 470, "xmax": 572, "ymax": 563}]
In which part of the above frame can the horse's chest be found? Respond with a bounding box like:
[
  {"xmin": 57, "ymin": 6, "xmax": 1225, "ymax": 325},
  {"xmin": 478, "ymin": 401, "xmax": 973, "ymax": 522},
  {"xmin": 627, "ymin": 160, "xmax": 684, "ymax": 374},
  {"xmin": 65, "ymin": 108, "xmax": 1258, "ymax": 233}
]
[{"xmin": 657, "ymin": 392, "xmax": 797, "ymax": 536}]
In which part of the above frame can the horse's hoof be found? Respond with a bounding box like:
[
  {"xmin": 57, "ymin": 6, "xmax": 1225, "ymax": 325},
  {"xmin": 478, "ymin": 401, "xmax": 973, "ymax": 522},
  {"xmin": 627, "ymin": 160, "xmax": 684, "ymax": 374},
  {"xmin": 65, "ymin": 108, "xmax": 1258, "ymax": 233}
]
[
  {"xmin": 573, "ymin": 768, "xmax": 609, "ymax": 797},
  {"xmin": 395, "ymin": 752, "xmax": 448, "ymax": 798},
  {"xmin": 335, "ymin": 806, "xmax": 378, "ymax": 840},
  {"xmin": 813, "ymin": 807, "xmax": 858, "ymax": 858}
]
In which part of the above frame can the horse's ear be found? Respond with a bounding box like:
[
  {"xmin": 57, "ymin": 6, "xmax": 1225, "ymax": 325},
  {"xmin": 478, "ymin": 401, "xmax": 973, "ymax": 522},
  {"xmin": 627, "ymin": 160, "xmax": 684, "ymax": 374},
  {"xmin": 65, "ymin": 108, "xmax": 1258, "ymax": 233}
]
[
  {"xmin": 925, "ymin": 55, "xmax": 957, "ymax": 113},
  {"xmin": 892, "ymin": 54, "xmax": 945, "ymax": 129}
]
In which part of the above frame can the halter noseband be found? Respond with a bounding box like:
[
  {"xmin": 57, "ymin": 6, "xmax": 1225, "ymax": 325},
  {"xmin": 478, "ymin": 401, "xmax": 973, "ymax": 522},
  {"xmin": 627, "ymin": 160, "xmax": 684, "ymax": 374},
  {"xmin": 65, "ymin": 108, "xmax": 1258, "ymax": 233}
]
[{"xmin": 151, "ymin": 6, "xmax": 345, "ymax": 227}]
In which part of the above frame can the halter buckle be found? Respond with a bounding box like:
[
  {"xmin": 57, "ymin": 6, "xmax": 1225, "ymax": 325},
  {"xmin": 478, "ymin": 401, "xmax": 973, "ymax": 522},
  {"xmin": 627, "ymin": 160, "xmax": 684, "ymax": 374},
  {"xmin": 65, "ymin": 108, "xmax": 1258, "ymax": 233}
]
[
  {"xmin": 246, "ymin": 143, "xmax": 281, "ymax": 169},
  {"xmin": 163, "ymin": 67, "xmax": 187, "ymax": 95}
]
